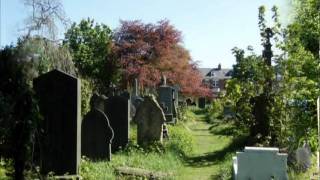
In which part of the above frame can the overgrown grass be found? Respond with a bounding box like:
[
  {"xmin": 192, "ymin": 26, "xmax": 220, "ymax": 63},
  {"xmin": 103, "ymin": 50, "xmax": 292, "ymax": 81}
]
[
  {"xmin": 81, "ymin": 148, "xmax": 182, "ymax": 179},
  {"xmin": 80, "ymin": 121, "xmax": 194, "ymax": 179}
]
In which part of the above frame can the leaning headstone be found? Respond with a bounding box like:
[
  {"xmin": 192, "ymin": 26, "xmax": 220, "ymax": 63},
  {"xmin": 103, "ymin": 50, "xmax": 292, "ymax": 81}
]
[
  {"xmin": 233, "ymin": 147, "xmax": 288, "ymax": 180},
  {"xmin": 81, "ymin": 106, "xmax": 114, "ymax": 160},
  {"xmin": 134, "ymin": 96, "xmax": 165, "ymax": 146},
  {"xmin": 33, "ymin": 69, "xmax": 81, "ymax": 175},
  {"xmin": 198, "ymin": 97, "xmax": 206, "ymax": 109},
  {"xmin": 105, "ymin": 96, "xmax": 130, "ymax": 152}
]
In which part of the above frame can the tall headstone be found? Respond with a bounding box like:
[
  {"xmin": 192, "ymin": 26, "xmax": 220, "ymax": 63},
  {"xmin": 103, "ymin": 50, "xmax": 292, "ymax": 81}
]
[
  {"xmin": 105, "ymin": 96, "xmax": 130, "ymax": 152},
  {"xmin": 233, "ymin": 147, "xmax": 288, "ymax": 180},
  {"xmin": 198, "ymin": 97, "xmax": 206, "ymax": 109},
  {"xmin": 158, "ymin": 86, "xmax": 176, "ymax": 123},
  {"xmin": 134, "ymin": 96, "xmax": 165, "ymax": 146},
  {"xmin": 133, "ymin": 78, "xmax": 139, "ymax": 97},
  {"xmin": 82, "ymin": 102, "xmax": 114, "ymax": 160},
  {"xmin": 173, "ymin": 85, "xmax": 180, "ymax": 108},
  {"xmin": 33, "ymin": 69, "xmax": 81, "ymax": 175}
]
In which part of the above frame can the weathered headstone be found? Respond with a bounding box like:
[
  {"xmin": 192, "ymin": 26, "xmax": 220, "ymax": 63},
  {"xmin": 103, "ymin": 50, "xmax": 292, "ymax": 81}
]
[
  {"xmin": 173, "ymin": 85, "xmax": 180, "ymax": 108},
  {"xmin": 295, "ymin": 143, "xmax": 311, "ymax": 171},
  {"xmin": 233, "ymin": 147, "xmax": 288, "ymax": 180},
  {"xmin": 81, "ymin": 107, "xmax": 114, "ymax": 160},
  {"xmin": 198, "ymin": 97, "xmax": 206, "ymax": 109},
  {"xmin": 33, "ymin": 69, "xmax": 81, "ymax": 175},
  {"xmin": 105, "ymin": 96, "xmax": 130, "ymax": 152},
  {"xmin": 90, "ymin": 93, "xmax": 107, "ymax": 112},
  {"xmin": 134, "ymin": 96, "xmax": 165, "ymax": 146},
  {"xmin": 158, "ymin": 86, "xmax": 176, "ymax": 123}
]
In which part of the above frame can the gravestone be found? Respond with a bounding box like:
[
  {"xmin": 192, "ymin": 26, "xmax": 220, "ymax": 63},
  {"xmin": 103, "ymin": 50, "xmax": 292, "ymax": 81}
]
[
  {"xmin": 105, "ymin": 96, "xmax": 130, "ymax": 152},
  {"xmin": 90, "ymin": 93, "xmax": 107, "ymax": 112},
  {"xmin": 33, "ymin": 69, "xmax": 81, "ymax": 175},
  {"xmin": 121, "ymin": 91, "xmax": 131, "ymax": 100},
  {"xmin": 158, "ymin": 86, "xmax": 176, "ymax": 123},
  {"xmin": 233, "ymin": 147, "xmax": 288, "ymax": 180},
  {"xmin": 134, "ymin": 96, "xmax": 165, "ymax": 146},
  {"xmin": 81, "ymin": 106, "xmax": 114, "ymax": 160},
  {"xmin": 173, "ymin": 85, "xmax": 180, "ymax": 108},
  {"xmin": 295, "ymin": 143, "xmax": 311, "ymax": 171},
  {"xmin": 198, "ymin": 97, "xmax": 206, "ymax": 109}
]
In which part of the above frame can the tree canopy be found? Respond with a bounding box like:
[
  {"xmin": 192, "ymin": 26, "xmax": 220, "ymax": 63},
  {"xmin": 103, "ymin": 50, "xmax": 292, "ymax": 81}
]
[{"xmin": 114, "ymin": 20, "xmax": 210, "ymax": 97}]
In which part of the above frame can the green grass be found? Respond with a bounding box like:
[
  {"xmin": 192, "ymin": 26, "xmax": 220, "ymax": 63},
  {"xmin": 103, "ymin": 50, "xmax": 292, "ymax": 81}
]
[
  {"xmin": 2, "ymin": 107, "xmax": 318, "ymax": 179},
  {"xmin": 81, "ymin": 149, "xmax": 182, "ymax": 179},
  {"xmin": 176, "ymin": 107, "xmax": 246, "ymax": 180},
  {"xmin": 80, "ymin": 122, "xmax": 189, "ymax": 179}
]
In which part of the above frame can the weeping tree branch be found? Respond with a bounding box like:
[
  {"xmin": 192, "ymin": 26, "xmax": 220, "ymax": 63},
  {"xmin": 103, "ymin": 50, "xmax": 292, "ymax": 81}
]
[{"xmin": 22, "ymin": 0, "xmax": 70, "ymax": 40}]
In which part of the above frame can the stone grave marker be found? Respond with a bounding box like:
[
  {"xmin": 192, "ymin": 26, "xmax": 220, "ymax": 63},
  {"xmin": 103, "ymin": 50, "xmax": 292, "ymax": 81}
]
[
  {"xmin": 198, "ymin": 97, "xmax": 206, "ymax": 109},
  {"xmin": 90, "ymin": 93, "xmax": 107, "ymax": 112},
  {"xmin": 295, "ymin": 143, "xmax": 311, "ymax": 171},
  {"xmin": 233, "ymin": 147, "xmax": 288, "ymax": 180},
  {"xmin": 33, "ymin": 69, "xmax": 81, "ymax": 175},
  {"xmin": 81, "ymin": 102, "xmax": 114, "ymax": 160},
  {"xmin": 134, "ymin": 96, "xmax": 165, "ymax": 146},
  {"xmin": 158, "ymin": 85, "xmax": 176, "ymax": 123},
  {"xmin": 105, "ymin": 96, "xmax": 130, "ymax": 152},
  {"xmin": 173, "ymin": 85, "xmax": 180, "ymax": 108}
]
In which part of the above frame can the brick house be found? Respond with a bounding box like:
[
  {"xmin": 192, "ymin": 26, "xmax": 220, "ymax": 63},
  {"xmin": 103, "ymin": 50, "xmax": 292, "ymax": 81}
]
[{"xmin": 199, "ymin": 64, "xmax": 232, "ymax": 98}]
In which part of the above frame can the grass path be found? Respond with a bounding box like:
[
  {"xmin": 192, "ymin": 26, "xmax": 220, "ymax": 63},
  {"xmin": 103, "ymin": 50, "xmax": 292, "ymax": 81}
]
[{"xmin": 177, "ymin": 111, "xmax": 246, "ymax": 180}]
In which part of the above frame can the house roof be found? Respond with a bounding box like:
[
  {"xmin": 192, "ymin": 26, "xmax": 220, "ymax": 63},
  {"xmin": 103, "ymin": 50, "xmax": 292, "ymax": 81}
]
[
  {"xmin": 198, "ymin": 68, "xmax": 212, "ymax": 77},
  {"xmin": 198, "ymin": 67, "xmax": 233, "ymax": 80}
]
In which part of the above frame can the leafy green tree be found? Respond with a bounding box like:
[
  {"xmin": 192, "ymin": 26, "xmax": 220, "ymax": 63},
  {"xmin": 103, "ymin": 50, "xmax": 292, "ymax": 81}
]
[
  {"xmin": 277, "ymin": 0, "xmax": 320, "ymax": 150},
  {"xmin": 226, "ymin": 2, "xmax": 319, "ymax": 150},
  {"xmin": 226, "ymin": 47, "xmax": 270, "ymax": 140},
  {"xmin": 0, "ymin": 36, "xmax": 76, "ymax": 179},
  {"xmin": 64, "ymin": 18, "xmax": 120, "ymax": 94},
  {"xmin": 15, "ymin": 36, "xmax": 75, "ymax": 79},
  {"xmin": 0, "ymin": 46, "xmax": 41, "ymax": 180}
]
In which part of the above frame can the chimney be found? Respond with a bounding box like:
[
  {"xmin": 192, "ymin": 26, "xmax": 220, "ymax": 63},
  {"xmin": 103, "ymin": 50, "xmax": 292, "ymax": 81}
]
[{"xmin": 218, "ymin": 63, "xmax": 221, "ymax": 70}]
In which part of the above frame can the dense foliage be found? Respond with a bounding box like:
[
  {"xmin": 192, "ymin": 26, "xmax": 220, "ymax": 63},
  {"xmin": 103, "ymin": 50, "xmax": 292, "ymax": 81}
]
[
  {"xmin": 114, "ymin": 20, "xmax": 210, "ymax": 97},
  {"xmin": 0, "ymin": 46, "xmax": 41, "ymax": 180},
  {"xmin": 224, "ymin": 1, "xmax": 319, "ymax": 150},
  {"xmin": 64, "ymin": 18, "xmax": 120, "ymax": 94}
]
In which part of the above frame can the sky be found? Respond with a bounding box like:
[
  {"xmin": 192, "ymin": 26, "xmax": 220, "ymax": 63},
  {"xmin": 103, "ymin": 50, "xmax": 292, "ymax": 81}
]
[{"xmin": 1, "ymin": 0, "xmax": 292, "ymax": 68}]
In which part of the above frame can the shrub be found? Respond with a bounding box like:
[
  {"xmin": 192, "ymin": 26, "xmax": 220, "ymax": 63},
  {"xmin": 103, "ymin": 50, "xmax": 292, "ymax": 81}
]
[
  {"xmin": 207, "ymin": 99, "xmax": 223, "ymax": 123},
  {"xmin": 179, "ymin": 106, "xmax": 198, "ymax": 122},
  {"xmin": 165, "ymin": 124, "xmax": 195, "ymax": 157},
  {"xmin": 80, "ymin": 78, "xmax": 93, "ymax": 117}
]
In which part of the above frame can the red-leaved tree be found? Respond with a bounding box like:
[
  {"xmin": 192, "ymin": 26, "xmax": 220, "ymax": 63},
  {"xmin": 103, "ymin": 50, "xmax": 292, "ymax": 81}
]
[{"xmin": 114, "ymin": 20, "xmax": 210, "ymax": 97}]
